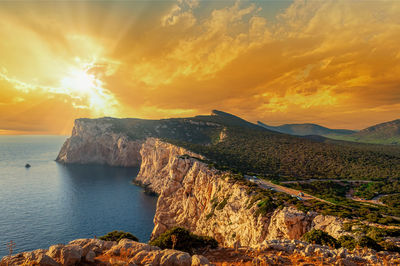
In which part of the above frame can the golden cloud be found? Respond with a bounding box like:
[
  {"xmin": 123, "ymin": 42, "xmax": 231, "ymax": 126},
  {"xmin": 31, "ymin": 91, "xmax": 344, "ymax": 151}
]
[{"xmin": 0, "ymin": 0, "xmax": 400, "ymax": 133}]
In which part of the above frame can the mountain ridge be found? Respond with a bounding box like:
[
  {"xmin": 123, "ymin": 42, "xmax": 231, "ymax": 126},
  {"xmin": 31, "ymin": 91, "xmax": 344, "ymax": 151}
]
[{"xmin": 258, "ymin": 118, "xmax": 400, "ymax": 145}]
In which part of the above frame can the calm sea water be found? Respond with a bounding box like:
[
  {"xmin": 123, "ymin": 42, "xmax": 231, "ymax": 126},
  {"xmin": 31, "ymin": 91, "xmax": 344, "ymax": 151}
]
[{"xmin": 0, "ymin": 136, "xmax": 157, "ymax": 258}]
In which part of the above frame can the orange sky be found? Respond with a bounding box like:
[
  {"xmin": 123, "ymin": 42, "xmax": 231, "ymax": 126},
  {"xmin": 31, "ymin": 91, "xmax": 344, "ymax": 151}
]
[{"xmin": 1, "ymin": 0, "xmax": 400, "ymax": 135}]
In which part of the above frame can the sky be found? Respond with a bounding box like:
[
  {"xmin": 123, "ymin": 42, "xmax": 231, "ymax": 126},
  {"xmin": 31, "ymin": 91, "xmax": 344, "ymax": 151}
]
[{"xmin": 0, "ymin": 0, "xmax": 400, "ymax": 135}]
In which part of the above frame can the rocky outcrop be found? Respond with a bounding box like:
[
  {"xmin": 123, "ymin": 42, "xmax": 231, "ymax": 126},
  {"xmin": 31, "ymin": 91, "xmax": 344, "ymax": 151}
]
[
  {"xmin": 56, "ymin": 119, "xmax": 142, "ymax": 167},
  {"xmin": 135, "ymin": 138, "xmax": 348, "ymax": 247},
  {"xmin": 55, "ymin": 120, "xmax": 350, "ymax": 248},
  {"xmin": 0, "ymin": 238, "xmax": 211, "ymax": 266}
]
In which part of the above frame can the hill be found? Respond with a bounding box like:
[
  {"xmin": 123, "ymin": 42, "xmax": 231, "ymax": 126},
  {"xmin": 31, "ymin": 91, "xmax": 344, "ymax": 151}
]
[
  {"xmin": 73, "ymin": 111, "xmax": 400, "ymax": 181},
  {"xmin": 330, "ymin": 119, "xmax": 400, "ymax": 145},
  {"xmin": 257, "ymin": 121, "xmax": 355, "ymax": 136},
  {"xmin": 258, "ymin": 119, "xmax": 400, "ymax": 145}
]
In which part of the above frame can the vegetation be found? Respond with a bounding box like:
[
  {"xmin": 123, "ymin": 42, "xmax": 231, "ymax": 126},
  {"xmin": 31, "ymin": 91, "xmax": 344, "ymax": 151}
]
[
  {"xmin": 281, "ymin": 180, "xmax": 400, "ymax": 224},
  {"xmin": 354, "ymin": 180, "xmax": 400, "ymax": 200},
  {"xmin": 284, "ymin": 181, "xmax": 349, "ymax": 204},
  {"xmin": 301, "ymin": 229, "xmax": 399, "ymax": 252},
  {"xmin": 302, "ymin": 230, "xmax": 339, "ymax": 248},
  {"xmin": 149, "ymin": 227, "xmax": 218, "ymax": 253},
  {"xmin": 380, "ymin": 194, "xmax": 400, "ymax": 208},
  {"xmin": 99, "ymin": 230, "xmax": 138, "ymax": 242},
  {"xmin": 338, "ymin": 235, "xmax": 356, "ymax": 250},
  {"xmin": 171, "ymin": 125, "xmax": 400, "ymax": 181},
  {"xmin": 357, "ymin": 236, "xmax": 381, "ymax": 250}
]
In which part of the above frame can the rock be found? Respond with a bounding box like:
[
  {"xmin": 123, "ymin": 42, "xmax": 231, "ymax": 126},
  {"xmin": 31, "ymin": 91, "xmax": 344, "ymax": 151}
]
[
  {"xmin": 304, "ymin": 245, "xmax": 314, "ymax": 255},
  {"xmin": 60, "ymin": 244, "xmax": 83, "ymax": 265},
  {"xmin": 340, "ymin": 258, "xmax": 358, "ymax": 266},
  {"xmin": 106, "ymin": 239, "xmax": 160, "ymax": 257},
  {"xmin": 337, "ymin": 247, "xmax": 348, "ymax": 258},
  {"xmin": 312, "ymin": 215, "xmax": 348, "ymax": 239},
  {"xmin": 130, "ymin": 249, "xmax": 192, "ymax": 266},
  {"xmin": 56, "ymin": 119, "xmax": 143, "ymax": 167},
  {"xmin": 191, "ymin": 254, "xmax": 210, "ymax": 266},
  {"xmin": 35, "ymin": 254, "xmax": 60, "ymax": 266},
  {"xmin": 365, "ymin": 254, "xmax": 378, "ymax": 264},
  {"xmin": 159, "ymin": 249, "xmax": 192, "ymax": 266},
  {"xmin": 47, "ymin": 244, "xmax": 65, "ymax": 260},
  {"xmin": 85, "ymin": 250, "xmax": 96, "ymax": 262},
  {"xmin": 267, "ymin": 207, "xmax": 314, "ymax": 240}
]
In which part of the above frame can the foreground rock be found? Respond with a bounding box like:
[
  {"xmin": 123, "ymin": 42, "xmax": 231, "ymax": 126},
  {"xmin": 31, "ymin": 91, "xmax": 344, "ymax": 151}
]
[
  {"xmin": 2, "ymin": 238, "xmax": 400, "ymax": 265},
  {"xmin": 0, "ymin": 238, "xmax": 211, "ymax": 266}
]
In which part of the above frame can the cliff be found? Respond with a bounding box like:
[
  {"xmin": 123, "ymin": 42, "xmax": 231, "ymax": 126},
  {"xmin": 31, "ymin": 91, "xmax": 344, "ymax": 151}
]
[
  {"xmin": 56, "ymin": 119, "xmax": 348, "ymax": 247},
  {"xmin": 135, "ymin": 138, "xmax": 348, "ymax": 247},
  {"xmin": 56, "ymin": 119, "xmax": 143, "ymax": 167}
]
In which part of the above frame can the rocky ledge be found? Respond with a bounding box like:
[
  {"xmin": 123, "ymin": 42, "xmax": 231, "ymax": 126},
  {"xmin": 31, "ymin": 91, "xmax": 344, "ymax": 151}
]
[
  {"xmin": 0, "ymin": 238, "xmax": 211, "ymax": 266},
  {"xmin": 2, "ymin": 238, "xmax": 400, "ymax": 266}
]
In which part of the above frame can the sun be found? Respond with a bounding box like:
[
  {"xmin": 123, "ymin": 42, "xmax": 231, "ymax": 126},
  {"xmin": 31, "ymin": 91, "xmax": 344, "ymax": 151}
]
[
  {"xmin": 58, "ymin": 63, "xmax": 118, "ymax": 116},
  {"xmin": 60, "ymin": 68, "xmax": 97, "ymax": 94}
]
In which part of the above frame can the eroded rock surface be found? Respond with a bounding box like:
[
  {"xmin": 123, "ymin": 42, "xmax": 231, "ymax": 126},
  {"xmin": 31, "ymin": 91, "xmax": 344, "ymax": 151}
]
[
  {"xmin": 56, "ymin": 119, "xmax": 142, "ymax": 166},
  {"xmin": 135, "ymin": 138, "xmax": 349, "ymax": 247}
]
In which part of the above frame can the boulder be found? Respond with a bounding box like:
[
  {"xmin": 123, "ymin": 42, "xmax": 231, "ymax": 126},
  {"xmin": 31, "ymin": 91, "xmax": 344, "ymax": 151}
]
[
  {"xmin": 35, "ymin": 254, "xmax": 60, "ymax": 266},
  {"xmin": 85, "ymin": 250, "xmax": 96, "ymax": 263},
  {"xmin": 191, "ymin": 254, "xmax": 210, "ymax": 265},
  {"xmin": 47, "ymin": 244, "xmax": 65, "ymax": 260},
  {"xmin": 60, "ymin": 244, "xmax": 83, "ymax": 265}
]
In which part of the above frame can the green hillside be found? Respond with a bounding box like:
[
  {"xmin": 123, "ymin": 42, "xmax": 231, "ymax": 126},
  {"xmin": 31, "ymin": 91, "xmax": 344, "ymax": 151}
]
[{"xmin": 88, "ymin": 111, "xmax": 400, "ymax": 181}]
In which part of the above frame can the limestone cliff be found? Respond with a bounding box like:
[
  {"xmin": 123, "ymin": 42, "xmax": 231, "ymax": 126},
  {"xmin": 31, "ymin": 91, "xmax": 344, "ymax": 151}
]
[
  {"xmin": 135, "ymin": 138, "xmax": 348, "ymax": 247},
  {"xmin": 56, "ymin": 119, "xmax": 142, "ymax": 167},
  {"xmin": 56, "ymin": 120, "xmax": 348, "ymax": 247}
]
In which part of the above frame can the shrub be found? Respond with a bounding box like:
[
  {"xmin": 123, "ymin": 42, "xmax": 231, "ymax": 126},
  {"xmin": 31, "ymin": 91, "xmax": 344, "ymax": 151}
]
[
  {"xmin": 255, "ymin": 198, "xmax": 276, "ymax": 216},
  {"xmin": 149, "ymin": 227, "xmax": 218, "ymax": 253},
  {"xmin": 380, "ymin": 241, "xmax": 400, "ymax": 252},
  {"xmin": 99, "ymin": 230, "xmax": 138, "ymax": 242},
  {"xmin": 338, "ymin": 235, "xmax": 356, "ymax": 251},
  {"xmin": 302, "ymin": 229, "xmax": 340, "ymax": 248},
  {"xmin": 366, "ymin": 228, "xmax": 384, "ymax": 242},
  {"xmin": 216, "ymin": 198, "xmax": 228, "ymax": 210},
  {"xmin": 357, "ymin": 236, "xmax": 381, "ymax": 251}
]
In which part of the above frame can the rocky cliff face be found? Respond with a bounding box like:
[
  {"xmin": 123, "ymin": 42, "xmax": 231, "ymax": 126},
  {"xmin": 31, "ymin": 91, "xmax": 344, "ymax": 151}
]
[
  {"xmin": 56, "ymin": 119, "xmax": 143, "ymax": 167},
  {"xmin": 135, "ymin": 138, "xmax": 348, "ymax": 247},
  {"xmin": 56, "ymin": 120, "xmax": 348, "ymax": 247}
]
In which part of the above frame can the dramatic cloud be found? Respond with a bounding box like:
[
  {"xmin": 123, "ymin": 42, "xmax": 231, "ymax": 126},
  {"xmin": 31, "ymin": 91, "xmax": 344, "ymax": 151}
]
[{"xmin": 0, "ymin": 0, "xmax": 400, "ymax": 134}]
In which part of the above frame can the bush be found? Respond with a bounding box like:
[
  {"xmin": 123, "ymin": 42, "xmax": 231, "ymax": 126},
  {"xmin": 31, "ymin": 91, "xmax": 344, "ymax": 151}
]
[
  {"xmin": 366, "ymin": 228, "xmax": 384, "ymax": 242},
  {"xmin": 302, "ymin": 229, "xmax": 339, "ymax": 248},
  {"xmin": 338, "ymin": 235, "xmax": 356, "ymax": 250},
  {"xmin": 357, "ymin": 236, "xmax": 381, "ymax": 251},
  {"xmin": 255, "ymin": 198, "xmax": 276, "ymax": 216},
  {"xmin": 99, "ymin": 230, "xmax": 138, "ymax": 242},
  {"xmin": 380, "ymin": 241, "xmax": 400, "ymax": 252},
  {"xmin": 149, "ymin": 227, "xmax": 218, "ymax": 253}
]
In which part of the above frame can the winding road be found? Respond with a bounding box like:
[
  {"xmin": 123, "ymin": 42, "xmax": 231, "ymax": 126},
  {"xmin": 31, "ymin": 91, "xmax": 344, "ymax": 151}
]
[{"xmin": 244, "ymin": 176, "xmax": 333, "ymax": 204}]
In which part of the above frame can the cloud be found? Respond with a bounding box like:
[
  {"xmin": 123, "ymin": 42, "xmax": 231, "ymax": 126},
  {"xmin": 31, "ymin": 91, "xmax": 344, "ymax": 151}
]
[{"xmin": 1, "ymin": 0, "xmax": 400, "ymax": 133}]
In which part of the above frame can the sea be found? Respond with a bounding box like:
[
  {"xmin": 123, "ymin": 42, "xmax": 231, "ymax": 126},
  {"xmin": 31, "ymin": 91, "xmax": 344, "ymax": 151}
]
[{"xmin": 0, "ymin": 135, "xmax": 157, "ymax": 258}]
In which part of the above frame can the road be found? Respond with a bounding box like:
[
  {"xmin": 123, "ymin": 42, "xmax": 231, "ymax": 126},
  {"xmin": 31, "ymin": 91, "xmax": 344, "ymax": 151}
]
[
  {"xmin": 244, "ymin": 176, "xmax": 333, "ymax": 204},
  {"xmin": 280, "ymin": 179, "xmax": 374, "ymax": 184}
]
